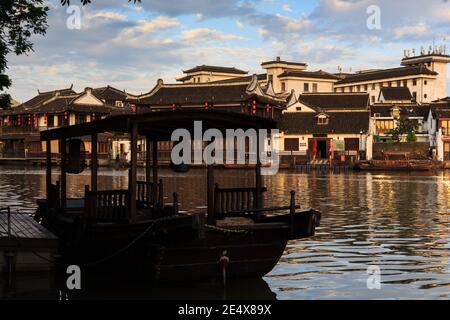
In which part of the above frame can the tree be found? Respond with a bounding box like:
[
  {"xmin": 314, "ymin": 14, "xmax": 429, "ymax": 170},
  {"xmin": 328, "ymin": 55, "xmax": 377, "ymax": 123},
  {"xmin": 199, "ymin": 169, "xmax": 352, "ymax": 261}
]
[
  {"xmin": 0, "ymin": 0, "xmax": 140, "ymax": 109},
  {"xmin": 390, "ymin": 116, "xmax": 419, "ymax": 143}
]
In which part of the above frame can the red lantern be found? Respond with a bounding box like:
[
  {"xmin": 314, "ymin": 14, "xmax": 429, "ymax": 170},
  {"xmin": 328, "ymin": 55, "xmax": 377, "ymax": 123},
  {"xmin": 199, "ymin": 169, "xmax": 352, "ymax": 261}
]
[
  {"xmin": 265, "ymin": 104, "xmax": 270, "ymax": 113},
  {"xmin": 33, "ymin": 115, "xmax": 37, "ymax": 126},
  {"xmin": 252, "ymin": 100, "xmax": 257, "ymax": 116},
  {"xmin": 43, "ymin": 114, "xmax": 47, "ymax": 125},
  {"xmin": 172, "ymin": 103, "xmax": 176, "ymax": 111},
  {"xmin": 92, "ymin": 113, "xmax": 96, "ymax": 121},
  {"xmin": 132, "ymin": 104, "xmax": 136, "ymax": 113},
  {"xmin": 204, "ymin": 101, "xmax": 209, "ymax": 110},
  {"xmin": 28, "ymin": 114, "xmax": 31, "ymax": 126},
  {"xmin": 6, "ymin": 116, "xmax": 10, "ymax": 126},
  {"xmin": 18, "ymin": 115, "xmax": 21, "ymax": 126},
  {"xmin": 64, "ymin": 111, "xmax": 68, "ymax": 120}
]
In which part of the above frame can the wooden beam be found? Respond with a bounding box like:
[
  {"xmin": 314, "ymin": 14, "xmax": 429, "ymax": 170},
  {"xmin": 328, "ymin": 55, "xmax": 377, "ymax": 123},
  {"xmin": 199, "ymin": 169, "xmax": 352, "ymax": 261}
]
[
  {"xmin": 91, "ymin": 133, "xmax": 98, "ymax": 192},
  {"xmin": 152, "ymin": 139, "xmax": 158, "ymax": 210},
  {"xmin": 46, "ymin": 140, "xmax": 52, "ymax": 200},
  {"xmin": 60, "ymin": 139, "xmax": 67, "ymax": 211},
  {"xmin": 130, "ymin": 122, "xmax": 138, "ymax": 220},
  {"xmin": 145, "ymin": 137, "xmax": 152, "ymax": 204},
  {"xmin": 255, "ymin": 132, "xmax": 262, "ymax": 209},
  {"xmin": 207, "ymin": 165, "xmax": 216, "ymax": 226}
]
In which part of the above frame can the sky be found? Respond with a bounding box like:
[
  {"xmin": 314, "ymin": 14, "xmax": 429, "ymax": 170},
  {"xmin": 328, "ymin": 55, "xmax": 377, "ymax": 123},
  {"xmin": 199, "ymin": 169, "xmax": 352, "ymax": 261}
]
[{"xmin": 6, "ymin": 0, "xmax": 450, "ymax": 101}]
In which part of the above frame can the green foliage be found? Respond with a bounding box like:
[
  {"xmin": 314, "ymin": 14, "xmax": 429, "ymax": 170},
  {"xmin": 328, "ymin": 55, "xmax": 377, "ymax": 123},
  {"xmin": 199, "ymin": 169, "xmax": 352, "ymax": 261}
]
[
  {"xmin": 389, "ymin": 116, "xmax": 420, "ymax": 143},
  {"xmin": 0, "ymin": 0, "xmax": 49, "ymax": 107},
  {"xmin": 407, "ymin": 131, "xmax": 417, "ymax": 143}
]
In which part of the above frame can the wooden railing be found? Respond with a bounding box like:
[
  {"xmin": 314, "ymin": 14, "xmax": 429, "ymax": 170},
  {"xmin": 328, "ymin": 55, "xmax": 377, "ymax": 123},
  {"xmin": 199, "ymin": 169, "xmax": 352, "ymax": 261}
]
[
  {"xmin": 84, "ymin": 186, "xmax": 130, "ymax": 221},
  {"xmin": 214, "ymin": 184, "xmax": 267, "ymax": 219},
  {"xmin": 136, "ymin": 179, "xmax": 163, "ymax": 208}
]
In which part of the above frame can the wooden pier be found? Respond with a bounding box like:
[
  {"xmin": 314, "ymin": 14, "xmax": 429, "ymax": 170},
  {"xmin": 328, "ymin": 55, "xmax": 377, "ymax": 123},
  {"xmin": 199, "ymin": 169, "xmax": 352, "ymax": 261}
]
[{"xmin": 0, "ymin": 208, "xmax": 58, "ymax": 274}]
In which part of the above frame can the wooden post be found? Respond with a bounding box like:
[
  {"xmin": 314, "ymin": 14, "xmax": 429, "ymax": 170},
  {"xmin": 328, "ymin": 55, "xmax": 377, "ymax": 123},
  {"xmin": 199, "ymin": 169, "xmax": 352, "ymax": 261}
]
[
  {"xmin": 130, "ymin": 122, "xmax": 138, "ymax": 220},
  {"xmin": 145, "ymin": 137, "xmax": 152, "ymax": 203},
  {"xmin": 91, "ymin": 133, "xmax": 98, "ymax": 192},
  {"xmin": 207, "ymin": 164, "xmax": 216, "ymax": 226},
  {"xmin": 152, "ymin": 139, "xmax": 158, "ymax": 209},
  {"xmin": 255, "ymin": 132, "xmax": 262, "ymax": 209},
  {"xmin": 46, "ymin": 140, "xmax": 52, "ymax": 200},
  {"xmin": 60, "ymin": 138, "xmax": 67, "ymax": 211},
  {"xmin": 290, "ymin": 190, "xmax": 296, "ymax": 239}
]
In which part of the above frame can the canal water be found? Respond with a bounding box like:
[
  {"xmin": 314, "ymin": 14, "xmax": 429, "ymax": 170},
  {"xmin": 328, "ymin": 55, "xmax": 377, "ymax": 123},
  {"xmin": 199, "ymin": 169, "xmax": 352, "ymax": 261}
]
[{"xmin": 0, "ymin": 166, "xmax": 449, "ymax": 300}]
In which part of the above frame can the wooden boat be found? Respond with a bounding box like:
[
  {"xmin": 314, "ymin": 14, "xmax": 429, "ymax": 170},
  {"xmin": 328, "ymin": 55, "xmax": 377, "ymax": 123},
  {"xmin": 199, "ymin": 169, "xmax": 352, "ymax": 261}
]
[
  {"xmin": 36, "ymin": 110, "xmax": 321, "ymax": 283},
  {"xmin": 358, "ymin": 160, "xmax": 433, "ymax": 171},
  {"xmin": 358, "ymin": 152, "xmax": 433, "ymax": 171}
]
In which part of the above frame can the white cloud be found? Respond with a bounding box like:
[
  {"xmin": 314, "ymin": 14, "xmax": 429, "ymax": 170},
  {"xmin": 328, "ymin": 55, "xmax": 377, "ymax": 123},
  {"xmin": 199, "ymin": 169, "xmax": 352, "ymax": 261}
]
[
  {"xmin": 86, "ymin": 11, "xmax": 128, "ymax": 22},
  {"xmin": 394, "ymin": 23, "xmax": 428, "ymax": 39},
  {"xmin": 135, "ymin": 16, "xmax": 181, "ymax": 33},
  {"xmin": 236, "ymin": 20, "xmax": 244, "ymax": 30},
  {"xmin": 282, "ymin": 4, "xmax": 292, "ymax": 12},
  {"xmin": 181, "ymin": 28, "xmax": 246, "ymax": 42}
]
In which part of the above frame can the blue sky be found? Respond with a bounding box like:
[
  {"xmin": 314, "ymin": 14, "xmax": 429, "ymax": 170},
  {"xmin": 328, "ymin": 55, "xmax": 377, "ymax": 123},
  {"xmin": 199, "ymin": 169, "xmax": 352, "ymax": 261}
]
[{"xmin": 6, "ymin": 0, "xmax": 450, "ymax": 101}]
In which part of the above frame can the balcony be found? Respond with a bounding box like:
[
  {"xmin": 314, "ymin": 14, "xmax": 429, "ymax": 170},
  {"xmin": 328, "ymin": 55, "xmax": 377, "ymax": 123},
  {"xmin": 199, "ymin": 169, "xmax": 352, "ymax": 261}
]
[
  {"xmin": 0, "ymin": 126, "xmax": 49, "ymax": 136},
  {"xmin": 442, "ymin": 127, "xmax": 450, "ymax": 136}
]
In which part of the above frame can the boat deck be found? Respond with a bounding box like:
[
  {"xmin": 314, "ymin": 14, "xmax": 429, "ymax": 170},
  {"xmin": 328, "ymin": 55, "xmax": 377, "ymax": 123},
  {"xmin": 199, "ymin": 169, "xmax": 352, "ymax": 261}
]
[{"xmin": 0, "ymin": 212, "xmax": 58, "ymax": 251}]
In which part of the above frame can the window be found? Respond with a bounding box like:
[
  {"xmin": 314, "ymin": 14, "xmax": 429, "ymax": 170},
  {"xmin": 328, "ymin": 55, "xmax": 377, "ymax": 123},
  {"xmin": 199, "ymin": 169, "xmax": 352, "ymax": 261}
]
[
  {"xmin": 388, "ymin": 81, "xmax": 392, "ymax": 87},
  {"xmin": 304, "ymin": 83, "xmax": 309, "ymax": 92},
  {"xmin": 424, "ymin": 80, "xmax": 427, "ymax": 85},
  {"xmin": 357, "ymin": 85, "xmax": 361, "ymax": 92},
  {"xmin": 47, "ymin": 115, "xmax": 55, "ymax": 128},
  {"xmin": 391, "ymin": 108, "xmax": 400, "ymax": 118},
  {"xmin": 412, "ymin": 92, "xmax": 417, "ymax": 101},
  {"xmin": 403, "ymin": 80, "xmax": 408, "ymax": 87},
  {"xmin": 413, "ymin": 79, "xmax": 417, "ymax": 86},
  {"xmin": 372, "ymin": 83, "xmax": 376, "ymax": 90},
  {"xmin": 371, "ymin": 96, "xmax": 376, "ymax": 103},
  {"xmin": 281, "ymin": 82, "xmax": 286, "ymax": 92},
  {"xmin": 77, "ymin": 114, "xmax": 86, "ymax": 124},
  {"xmin": 296, "ymin": 107, "xmax": 302, "ymax": 111},
  {"xmin": 376, "ymin": 120, "xmax": 394, "ymax": 133},
  {"xmin": 397, "ymin": 81, "xmax": 401, "ymax": 87},
  {"xmin": 317, "ymin": 115, "xmax": 329, "ymax": 125},
  {"xmin": 312, "ymin": 83, "xmax": 318, "ymax": 92},
  {"xmin": 284, "ymin": 138, "xmax": 299, "ymax": 151},
  {"xmin": 424, "ymin": 94, "xmax": 428, "ymax": 99},
  {"xmin": 268, "ymin": 75, "xmax": 274, "ymax": 83},
  {"xmin": 364, "ymin": 84, "xmax": 368, "ymax": 91}
]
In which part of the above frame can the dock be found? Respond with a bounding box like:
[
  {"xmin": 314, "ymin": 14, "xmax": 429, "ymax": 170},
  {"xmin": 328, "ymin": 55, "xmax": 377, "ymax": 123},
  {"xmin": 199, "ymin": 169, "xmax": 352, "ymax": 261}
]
[{"xmin": 0, "ymin": 208, "xmax": 58, "ymax": 274}]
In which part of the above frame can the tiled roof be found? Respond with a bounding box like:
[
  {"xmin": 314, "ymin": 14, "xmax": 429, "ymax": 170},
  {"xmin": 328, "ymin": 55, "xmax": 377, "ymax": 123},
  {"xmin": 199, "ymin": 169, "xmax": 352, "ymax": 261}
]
[
  {"xmin": 371, "ymin": 104, "xmax": 430, "ymax": 118},
  {"xmin": 137, "ymin": 81, "xmax": 284, "ymax": 106},
  {"xmin": 211, "ymin": 74, "xmax": 267, "ymax": 84},
  {"xmin": 21, "ymin": 87, "xmax": 76, "ymax": 108},
  {"xmin": 261, "ymin": 59, "xmax": 307, "ymax": 67},
  {"xmin": 336, "ymin": 66, "xmax": 438, "ymax": 85},
  {"xmin": 278, "ymin": 70, "xmax": 339, "ymax": 80},
  {"xmin": 298, "ymin": 93, "xmax": 369, "ymax": 110},
  {"xmin": 379, "ymin": 87, "xmax": 412, "ymax": 101},
  {"xmin": 280, "ymin": 111, "xmax": 370, "ymax": 134},
  {"xmin": 183, "ymin": 65, "xmax": 247, "ymax": 75},
  {"xmin": 92, "ymin": 86, "xmax": 129, "ymax": 101}
]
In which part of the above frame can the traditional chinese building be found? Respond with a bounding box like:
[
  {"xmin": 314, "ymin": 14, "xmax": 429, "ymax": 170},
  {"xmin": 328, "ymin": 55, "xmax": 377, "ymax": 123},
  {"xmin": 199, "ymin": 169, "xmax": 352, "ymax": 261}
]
[{"xmin": 279, "ymin": 93, "xmax": 371, "ymax": 165}]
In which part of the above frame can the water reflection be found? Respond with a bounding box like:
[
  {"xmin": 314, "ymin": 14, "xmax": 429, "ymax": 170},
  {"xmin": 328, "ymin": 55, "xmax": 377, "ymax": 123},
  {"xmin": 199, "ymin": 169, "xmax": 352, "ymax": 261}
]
[{"xmin": 0, "ymin": 166, "xmax": 449, "ymax": 299}]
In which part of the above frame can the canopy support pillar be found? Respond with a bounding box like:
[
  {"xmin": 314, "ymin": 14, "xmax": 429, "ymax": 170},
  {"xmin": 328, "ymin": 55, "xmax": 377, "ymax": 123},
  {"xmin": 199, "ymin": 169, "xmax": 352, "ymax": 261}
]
[
  {"xmin": 130, "ymin": 123, "xmax": 138, "ymax": 220},
  {"xmin": 91, "ymin": 133, "xmax": 98, "ymax": 192}
]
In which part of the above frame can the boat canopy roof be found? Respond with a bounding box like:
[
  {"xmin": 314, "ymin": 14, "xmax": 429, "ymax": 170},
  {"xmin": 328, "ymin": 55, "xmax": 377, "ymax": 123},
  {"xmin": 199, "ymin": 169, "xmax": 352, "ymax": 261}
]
[{"xmin": 40, "ymin": 110, "xmax": 278, "ymax": 141}]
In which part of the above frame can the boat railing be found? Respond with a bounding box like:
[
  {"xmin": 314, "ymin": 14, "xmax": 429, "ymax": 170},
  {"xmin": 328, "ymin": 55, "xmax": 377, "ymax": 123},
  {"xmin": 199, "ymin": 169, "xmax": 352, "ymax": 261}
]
[
  {"xmin": 136, "ymin": 179, "xmax": 164, "ymax": 208},
  {"xmin": 214, "ymin": 184, "xmax": 268, "ymax": 219},
  {"xmin": 84, "ymin": 186, "xmax": 130, "ymax": 221}
]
